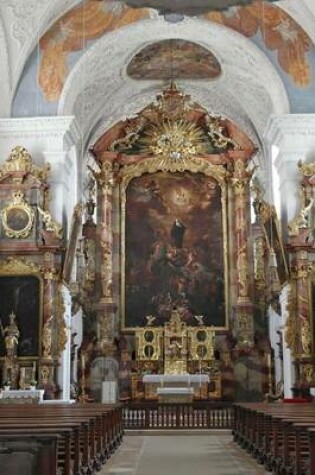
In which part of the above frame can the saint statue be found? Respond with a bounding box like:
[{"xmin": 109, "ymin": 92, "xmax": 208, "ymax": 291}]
[
  {"xmin": 168, "ymin": 338, "xmax": 182, "ymax": 358},
  {"xmin": 0, "ymin": 311, "xmax": 20, "ymax": 358}
]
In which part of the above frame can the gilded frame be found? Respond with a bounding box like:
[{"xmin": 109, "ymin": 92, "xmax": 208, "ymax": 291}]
[
  {"xmin": 1, "ymin": 193, "xmax": 34, "ymax": 239},
  {"xmin": 0, "ymin": 258, "xmax": 43, "ymax": 359},
  {"xmin": 120, "ymin": 155, "xmax": 230, "ymax": 332}
]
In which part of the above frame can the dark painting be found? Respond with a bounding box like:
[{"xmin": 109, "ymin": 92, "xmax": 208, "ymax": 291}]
[
  {"xmin": 124, "ymin": 171, "xmax": 226, "ymax": 329},
  {"xmin": 0, "ymin": 276, "xmax": 40, "ymax": 357}
]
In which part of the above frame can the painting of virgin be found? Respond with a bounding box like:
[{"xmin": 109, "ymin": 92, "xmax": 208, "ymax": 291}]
[{"xmin": 123, "ymin": 171, "xmax": 226, "ymax": 330}]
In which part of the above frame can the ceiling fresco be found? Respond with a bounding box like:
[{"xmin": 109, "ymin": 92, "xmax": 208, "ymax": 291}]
[
  {"xmin": 12, "ymin": 0, "xmax": 315, "ymax": 117},
  {"xmin": 204, "ymin": 2, "xmax": 312, "ymax": 87},
  {"xmin": 126, "ymin": 40, "xmax": 222, "ymax": 80},
  {"xmin": 38, "ymin": 0, "xmax": 151, "ymax": 101}
]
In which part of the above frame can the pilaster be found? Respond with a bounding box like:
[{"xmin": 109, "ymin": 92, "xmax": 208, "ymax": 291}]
[{"xmin": 264, "ymin": 115, "xmax": 315, "ymax": 229}]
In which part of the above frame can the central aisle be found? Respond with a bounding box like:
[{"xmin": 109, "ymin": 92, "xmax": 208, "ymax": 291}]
[{"xmin": 101, "ymin": 434, "xmax": 270, "ymax": 475}]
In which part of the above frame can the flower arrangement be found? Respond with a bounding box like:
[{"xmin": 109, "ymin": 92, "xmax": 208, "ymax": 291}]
[{"xmin": 29, "ymin": 379, "xmax": 37, "ymax": 387}]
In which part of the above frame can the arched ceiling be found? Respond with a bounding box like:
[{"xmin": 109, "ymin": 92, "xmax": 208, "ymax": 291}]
[
  {"xmin": 0, "ymin": 0, "xmax": 314, "ymax": 176},
  {"xmin": 58, "ymin": 16, "xmax": 289, "ymax": 152}
]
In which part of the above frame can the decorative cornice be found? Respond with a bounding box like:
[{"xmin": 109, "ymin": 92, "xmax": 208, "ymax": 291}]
[
  {"xmin": 264, "ymin": 114, "xmax": 315, "ymax": 148},
  {"xmin": 0, "ymin": 116, "xmax": 81, "ymax": 150}
]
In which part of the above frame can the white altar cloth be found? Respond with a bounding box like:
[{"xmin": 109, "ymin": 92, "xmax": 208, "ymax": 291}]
[
  {"xmin": 142, "ymin": 373, "xmax": 209, "ymax": 386},
  {"xmin": 0, "ymin": 389, "xmax": 45, "ymax": 402}
]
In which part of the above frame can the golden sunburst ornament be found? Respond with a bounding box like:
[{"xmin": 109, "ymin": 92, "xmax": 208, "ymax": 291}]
[{"xmin": 140, "ymin": 120, "xmax": 207, "ymax": 161}]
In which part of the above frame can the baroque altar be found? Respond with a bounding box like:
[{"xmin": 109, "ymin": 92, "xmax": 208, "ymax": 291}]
[{"xmin": 132, "ymin": 309, "xmax": 220, "ymax": 401}]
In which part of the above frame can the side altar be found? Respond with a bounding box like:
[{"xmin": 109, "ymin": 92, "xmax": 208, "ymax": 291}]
[{"xmin": 132, "ymin": 309, "xmax": 221, "ymax": 401}]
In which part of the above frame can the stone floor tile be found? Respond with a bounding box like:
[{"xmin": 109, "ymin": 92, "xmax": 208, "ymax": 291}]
[{"xmin": 100, "ymin": 434, "xmax": 270, "ymax": 475}]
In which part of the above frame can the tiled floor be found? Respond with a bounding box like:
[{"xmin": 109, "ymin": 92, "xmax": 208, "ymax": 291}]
[{"xmin": 100, "ymin": 433, "xmax": 271, "ymax": 475}]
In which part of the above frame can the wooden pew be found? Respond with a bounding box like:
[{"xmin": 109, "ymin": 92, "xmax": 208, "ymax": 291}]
[
  {"xmin": 0, "ymin": 403, "xmax": 123, "ymax": 475},
  {"xmin": 233, "ymin": 402, "xmax": 315, "ymax": 475}
]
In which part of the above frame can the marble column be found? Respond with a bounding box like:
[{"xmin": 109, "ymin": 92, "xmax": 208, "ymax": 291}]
[
  {"xmin": 95, "ymin": 159, "xmax": 116, "ymax": 356},
  {"xmin": 230, "ymin": 155, "xmax": 254, "ymax": 348}
]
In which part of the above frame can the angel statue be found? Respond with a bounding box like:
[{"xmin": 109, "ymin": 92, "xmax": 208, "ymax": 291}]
[
  {"xmin": 145, "ymin": 315, "xmax": 156, "ymax": 326},
  {"xmin": 194, "ymin": 315, "xmax": 204, "ymax": 326}
]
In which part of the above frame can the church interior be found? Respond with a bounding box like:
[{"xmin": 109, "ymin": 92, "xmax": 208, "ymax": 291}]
[{"xmin": 0, "ymin": 0, "xmax": 315, "ymax": 474}]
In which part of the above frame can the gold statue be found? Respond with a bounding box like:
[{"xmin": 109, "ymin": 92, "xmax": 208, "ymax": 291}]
[
  {"xmin": 0, "ymin": 312, "xmax": 20, "ymax": 358},
  {"xmin": 168, "ymin": 338, "xmax": 182, "ymax": 358}
]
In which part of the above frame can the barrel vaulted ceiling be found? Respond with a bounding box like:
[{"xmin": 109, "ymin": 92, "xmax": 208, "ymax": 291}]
[{"xmin": 0, "ymin": 0, "xmax": 314, "ymax": 166}]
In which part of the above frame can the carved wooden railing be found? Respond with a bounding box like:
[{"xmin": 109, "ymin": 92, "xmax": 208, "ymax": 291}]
[{"xmin": 123, "ymin": 402, "xmax": 233, "ymax": 430}]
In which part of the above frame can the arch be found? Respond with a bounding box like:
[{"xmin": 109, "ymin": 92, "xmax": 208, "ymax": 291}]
[{"xmin": 59, "ymin": 16, "xmax": 289, "ymax": 162}]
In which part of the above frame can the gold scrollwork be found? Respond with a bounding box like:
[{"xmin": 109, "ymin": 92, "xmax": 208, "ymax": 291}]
[
  {"xmin": 0, "ymin": 257, "xmax": 42, "ymax": 275},
  {"xmin": 237, "ymin": 245, "xmax": 249, "ymax": 298},
  {"xmin": 139, "ymin": 119, "xmax": 207, "ymax": 161},
  {"xmin": 253, "ymin": 236, "xmax": 266, "ymax": 286},
  {"xmin": 54, "ymin": 285, "xmax": 67, "ymax": 356},
  {"xmin": 0, "ymin": 146, "xmax": 50, "ymax": 182},
  {"xmin": 300, "ymin": 315, "xmax": 312, "ymax": 355},
  {"xmin": 94, "ymin": 160, "xmax": 115, "ymax": 191},
  {"xmin": 1, "ymin": 191, "xmax": 34, "ymax": 238},
  {"xmin": 284, "ymin": 284, "xmax": 297, "ymax": 353},
  {"xmin": 288, "ymin": 186, "xmax": 314, "ymax": 235},
  {"xmin": 232, "ymin": 179, "xmax": 246, "ymax": 196},
  {"xmin": 298, "ymin": 159, "xmax": 315, "ymax": 177},
  {"xmin": 38, "ymin": 206, "xmax": 63, "ymax": 239},
  {"xmin": 301, "ymin": 363, "xmax": 314, "ymax": 383},
  {"xmin": 120, "ymin": 155, "xmax": 229, "ymax": 190}
]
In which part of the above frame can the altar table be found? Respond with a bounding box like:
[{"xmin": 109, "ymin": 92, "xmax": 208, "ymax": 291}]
[
  {"xmin": 0, "ymin": 389, "xmax": 45, "ymax": 403},
  {"xmin": 142, "ymin": 373, "xmax": 209, "ymax": 400}
]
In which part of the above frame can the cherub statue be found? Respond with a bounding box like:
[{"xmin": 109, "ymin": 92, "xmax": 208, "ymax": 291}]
[
  {"xmin": 145, "ymin": 315, "xmax": 156, "ymax": 326},
  {"xmin": 194, "ymin": 315, "xmax": 204, "ymax": 326}
]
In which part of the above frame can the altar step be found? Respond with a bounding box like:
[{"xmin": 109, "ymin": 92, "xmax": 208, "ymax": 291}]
[{"xmin": 125, "ymin": 429, "xmax": 231, "ymax": 436}]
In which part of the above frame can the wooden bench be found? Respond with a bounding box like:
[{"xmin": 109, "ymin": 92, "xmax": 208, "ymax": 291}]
[
  {"xmin": 233, "ymin": 402, "xmax": 315, "ymax": 474},
  {"xmin": 0, "ymin": 403, "xmax": 123, "ymax": 475}
]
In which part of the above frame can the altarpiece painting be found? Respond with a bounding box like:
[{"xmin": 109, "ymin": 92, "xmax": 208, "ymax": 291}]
[
  {"xmin": 123, "ymin": 171, "xmax": 226, "ymax": 330},
  {"xmin": 0, "ymin": 275, "xmax": 41, "ymax": 357}
]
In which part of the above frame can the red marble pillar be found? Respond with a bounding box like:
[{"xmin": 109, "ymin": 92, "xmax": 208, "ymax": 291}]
[
  {"xmin": 95, "ymin": 159, "xmax": 116, "ymax": 355},
  {"xmin": 231, "ymin": 157, "xmax": 254, "ymax": 348}
]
